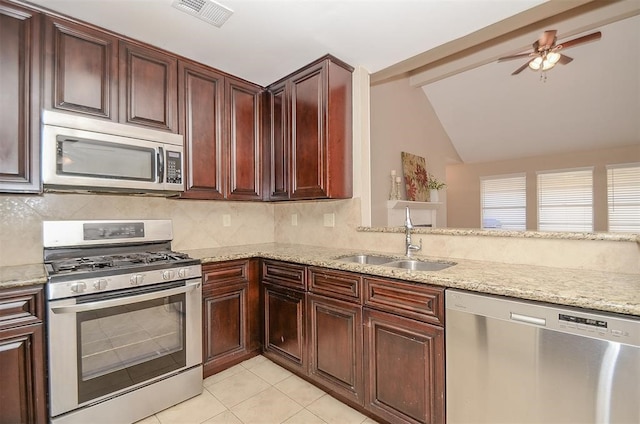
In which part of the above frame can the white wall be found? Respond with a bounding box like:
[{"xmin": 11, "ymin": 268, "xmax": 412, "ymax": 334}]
[{"xmin": 369, "ymin": 77, "xmax": 461, "ymax": 227}]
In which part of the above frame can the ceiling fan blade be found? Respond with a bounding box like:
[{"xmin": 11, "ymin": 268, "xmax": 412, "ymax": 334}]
[
  {"xmin": 538, "ymin": 30, "xmax": 557, "ymax": 50},
  {"xmin": 558, "ymin": 54, "xmax": 573, "ymax": 65},
  {"xmin": 498, "ymin": 52, "xmax": 534, "ymax": 62},
  {"xmin": 512, "ymin": 61, "xmax": 531, "ymax": 76},
  {"xmin": 556, "ymin": 31, "xmax": 602, "ymax": 50}
]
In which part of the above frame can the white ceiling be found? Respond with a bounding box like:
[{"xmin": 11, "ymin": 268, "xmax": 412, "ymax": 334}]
[
  {"xmin": 27, "ymin": 0, "xmax": 545, "ymax": 86},
  {"xmin": 422, "ymin": 12, "xmax": 640, "ymax": 163},
  {"xmin": 26, "ymin": 0, "xmax": 640, "ymax": 164}
]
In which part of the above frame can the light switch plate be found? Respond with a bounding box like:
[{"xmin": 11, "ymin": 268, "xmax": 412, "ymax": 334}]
[
  {"xmin": 291, "ymin": 214, "xmax": 298, "ymax": 226},
  {"xmin": 222, "ymin": 214, "xmax": 231, "ymax": 227},
  {"xmin": 323, "ymin": 213, "xmax": 335, "ymax": 227}
]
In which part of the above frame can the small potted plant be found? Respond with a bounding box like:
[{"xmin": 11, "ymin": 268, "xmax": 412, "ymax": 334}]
[{"xmin": 426, "ymin": 173, "xmax": 446, "ymax": 202}]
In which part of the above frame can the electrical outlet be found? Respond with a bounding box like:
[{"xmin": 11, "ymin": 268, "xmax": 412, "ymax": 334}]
[
  {"xmin": 222, "ymin": 214, "xmax": 231, "ymax": 227},
  {"xmin": 291, "ymin": 214, "xmax": 298, "ymax": 226},
  {"xmin": 323, "ymin": 213, "xmax": 335, "ymax": 227}
]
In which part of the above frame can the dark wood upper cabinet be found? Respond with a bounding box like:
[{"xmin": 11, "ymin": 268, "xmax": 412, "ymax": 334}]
[
  {"xmin": 267, "ymin": 81, "xmax": 289, "ymax": 200},
  {"xmin": 267, "ymin": 55, "xmax": 353, "ymax": 201},
  {"xmin": 119, "ymin": 40, "xmax": 178, "ymax": 132},
  {"xmin": 178, "ymin": 60, "xmax": 225, "ymax": 199},
  {"xmin": 43, "ymin": 16, "xmax": 118, "ymax": 120},
  {"xmin": 0, "ymin": 1, "xmax": 41, "ymax": 193},
  {"xmin": 225, "ymin": 77, "xmax": 262, "ymax": 200},
  {"xmin": 179, "ymin": 60, "xmax": 263, "ymax": 200}
]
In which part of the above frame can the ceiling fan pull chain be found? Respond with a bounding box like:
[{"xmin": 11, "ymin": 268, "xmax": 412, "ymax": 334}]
[{"xmin": 540, "ymin": 71, "xmax": 548, "ymax": 83}]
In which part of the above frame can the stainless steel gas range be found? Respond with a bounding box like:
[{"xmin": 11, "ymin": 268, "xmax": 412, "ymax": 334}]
[{"xmin": 43, "ymin": 220, "xmax": 203, "ymax": 424}]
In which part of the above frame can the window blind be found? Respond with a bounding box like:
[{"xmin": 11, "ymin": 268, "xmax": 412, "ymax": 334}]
[
  {"xmin": 480, "ymin": 174, "xmax": 526, "ymax": 230},
  {"xmin": 537, "ymin": 168, "xmax": 593, "ymax": 232},
  {"xmin": 607, "ymin": 164, "xmax": 640, "ymax": 233}
]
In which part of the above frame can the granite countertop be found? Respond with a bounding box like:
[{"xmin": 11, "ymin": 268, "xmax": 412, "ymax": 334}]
[
  {"xmin": 0, "ymin": 263, "xmax": 47, "ymax": 289},
  {"xmin": 2, "ymin": 243, "xmax": 638, "ymax": 317},
  {"xmin": 186, "ymin": 243, "xmax": 640, "ymax": 317}
]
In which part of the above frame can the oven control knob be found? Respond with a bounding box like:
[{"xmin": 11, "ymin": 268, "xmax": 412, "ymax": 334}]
[
  {"xmin": 130, "ymin": 274, "xmax": 144, "ymax": 286},
  {"xmin": 94, "ymin": 279, "xmax": 108, "ymax": 290},
  {"xmin": 178, "ymin": 268, "xmax": 190, "ymax": 278},
  {"xmin": 162, "ymin": 270, "xmax": 175, "ymax": 280},
  {"xmin": 70, "ymin": 282, "xmax": 87, "ymax": 293}
]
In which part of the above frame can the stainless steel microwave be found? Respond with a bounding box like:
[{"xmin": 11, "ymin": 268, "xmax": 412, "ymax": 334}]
[{"xmin": 42, "ymin": 111, "xmax": 184, "ymax": 195}]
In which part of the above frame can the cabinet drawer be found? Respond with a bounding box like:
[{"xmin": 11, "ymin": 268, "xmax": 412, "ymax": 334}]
[
  {"xmin": 364, "ymin": 278, "xmax": 444, "ymax": 326},
  {"xmin": 0, "ymin": 286, "xmax": 44, "ymax": 330},
  {"xmin": 308, "ymin": 267, "xmax": 361, "ymax": 303},
  {"xmin": 262, "ymin": 260, "xmax": 306, "ymax": 290},
  {"xmin": 203, "ymin": 260, "xmax": 248, "ymax": 289}
]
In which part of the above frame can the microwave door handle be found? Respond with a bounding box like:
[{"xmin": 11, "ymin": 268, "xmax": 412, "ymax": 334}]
[
  {"xmin": 50, "ymin": 281, "xmax": 201, "ymax": 314},
  {"xmin": 157, "ymin": 147, "xmax": 165, "ymax": 183}
]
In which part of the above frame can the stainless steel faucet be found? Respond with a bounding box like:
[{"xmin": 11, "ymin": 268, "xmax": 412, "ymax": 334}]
[{"xmin": 404, "ymin": 207, "xmax": 422, "ymax": 257}]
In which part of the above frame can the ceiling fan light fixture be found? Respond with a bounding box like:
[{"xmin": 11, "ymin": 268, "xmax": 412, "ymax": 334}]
[
  {"xmin": 529, "ymin": 56, "xmax": 543, "ymax": 70},
  {"xmin": 547, "ymin": 52, "xmax": 561, "ymax": 65}
]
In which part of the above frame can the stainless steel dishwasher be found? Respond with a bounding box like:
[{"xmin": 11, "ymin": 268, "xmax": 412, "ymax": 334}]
[{"xmin": 446, "ymin": 289, "xmax": 640, "ymax": 424}]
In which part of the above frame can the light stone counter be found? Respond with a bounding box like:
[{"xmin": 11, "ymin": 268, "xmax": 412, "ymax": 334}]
[
  {"xmin": 186, "ymin": 243, "xmax": 640, "ymax": 317},
  {"xmin": 2, "ymin": 243, "xmax": 637, "ymax": 317},
  {"xmin": 0, "ymin": 263, "xmax": 47, "ymax": 289}
]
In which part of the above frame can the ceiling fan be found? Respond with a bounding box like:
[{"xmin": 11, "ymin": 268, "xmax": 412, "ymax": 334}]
[{"xmin": 498, "ymin": 30, "xmax": 602, "ymax": 75}]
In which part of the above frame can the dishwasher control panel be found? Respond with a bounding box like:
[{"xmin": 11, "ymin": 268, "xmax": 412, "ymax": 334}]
[{"xmin": 446, "ymin": 289, "xmax": 639, "ymax": 347}]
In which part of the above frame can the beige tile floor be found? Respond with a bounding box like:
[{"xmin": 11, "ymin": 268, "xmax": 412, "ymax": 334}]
[{"xmin": 135, "ymin": 355, "xmax": 379, "ymax": 424}]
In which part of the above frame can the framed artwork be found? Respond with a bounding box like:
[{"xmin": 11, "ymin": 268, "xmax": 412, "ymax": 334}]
[{"xmin": 401, "ymin": 152, "xmax": 430, "ymax": 201}]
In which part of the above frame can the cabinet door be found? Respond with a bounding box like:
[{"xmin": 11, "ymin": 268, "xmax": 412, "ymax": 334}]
[
  {"xmin": 290, "ymin": 61, "xmax": 327, "ymax": 199},
  {"xmin": 203, "ymin": 283, "xmax": 248, "ymax": 375},
  {"xmin": 0, "ymin": 325, "xmax": 46, "ymax": 424},
  {"xmin": 0, "ymin": 1, "xmax": 41, "ymax": 193},
  {"xmin": 308, "ymin": 294, "xmax": 363, "ymax": 405},
  {"xmin": 202, "ymin": 260, "xmax": 259, "ymax": 376},
  {"xmin": 43, "ymin": 16, "xmax": 118, "ymax": 120},
  {"xmin": 267, "ymin": 82, "xmax": 289, "ymax": 200},
  {"xmin": 364, "ymin": 308, "xmax": 445, "ymax": 424},
  {"xmin": 178, "ymin": 61, "xmax": 225, "ymax": 199},
  {"xmin": 263, "ymin": 283, "xmax": 306, "ymax": 373},
  {"xmin": 0, "ymin": 285, "xmax": 46, "ymax": 424},
  {"xmin": 119, "ymin": 41, "xmax": 177, "ymax": 132},
  {"xmin": 226, "ymin": 77, "xmax": 262, "ymax": 200}
]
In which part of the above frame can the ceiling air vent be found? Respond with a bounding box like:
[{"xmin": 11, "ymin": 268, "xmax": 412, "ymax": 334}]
[{"xmin": 172, "ymin": 0, "xmax": 233, "ymax": 28}]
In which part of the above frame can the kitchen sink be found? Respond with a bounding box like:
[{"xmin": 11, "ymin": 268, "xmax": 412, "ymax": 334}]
[
  {"xmin": 336, "ymin": 254, "xmax": 455, "ymax": 271},
  {"xmin": 382, "ymin": 260, "xmax": 455, "ymax": 272},
  {"xmin": 337, "ymin": 254, "xmax": 396, "ymax": 265}
]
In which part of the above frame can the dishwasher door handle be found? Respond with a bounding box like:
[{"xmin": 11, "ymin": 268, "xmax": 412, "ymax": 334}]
[{"xmin": 510, "ymin": 312, "xmax": 546, "ymax": 326}]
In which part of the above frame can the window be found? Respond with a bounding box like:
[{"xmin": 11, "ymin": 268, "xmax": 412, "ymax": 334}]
[
  {"xmin": 480, "ymin": 174, "xmax": 526, "ymax": 230},
  {"xmin": 537, "ymin": 168, "xmax": 593, "ymax": 232},
  {"xmin": 607, "ymin": 164, "xmax": 640, "ymax": 233}
]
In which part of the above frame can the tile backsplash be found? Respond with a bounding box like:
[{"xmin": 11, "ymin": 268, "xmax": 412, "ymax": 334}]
[
  {"xmin": 1, "ymin": 194, "xmax": 638, "ymax": 274},
  {"xmin": 0, "ymin": 193, "xmax": 275, "ymax": 267}
]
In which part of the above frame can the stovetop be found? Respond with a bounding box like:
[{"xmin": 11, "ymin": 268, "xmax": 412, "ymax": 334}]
[
  {"xmin": 43, "ymin": 219, "xmax": 202, "ymax": 300},
  {"xmin": 47, "ymin": 250, "xmax": 194, "ymax": 275}
]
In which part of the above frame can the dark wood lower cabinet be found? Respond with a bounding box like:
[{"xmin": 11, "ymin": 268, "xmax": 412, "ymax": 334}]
[
  {"xmin": 364, "ymin": 308, "xmax": 445, "ymax": 424},
  {"xmin": 202, "ymin": 260, "xmax": 260, "ymax": 377},
  {"xmin": 262, "ymin": 283, "xmax": 306, "ymax": 373},
  {"xmin": 0, "ymin": 285, "xmax": 46, "ymax": 424},
  {"xmin": 308, "ymin": 293, "xmax": 363, "ymax": 405}
]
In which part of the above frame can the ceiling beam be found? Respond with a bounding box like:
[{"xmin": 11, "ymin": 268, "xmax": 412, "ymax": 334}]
[
  {"xmin": 370, "ymin": 0, "xmax": 596, "ymax": 85},
  {"xmin": 406, "ymin": 0, "xmax": 640, "ymax": 87}
]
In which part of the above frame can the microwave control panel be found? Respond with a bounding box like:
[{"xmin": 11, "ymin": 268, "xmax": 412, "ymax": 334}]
[{"xmin": 166, "ymin": 151, "xmax": 182, "ymax": 184}]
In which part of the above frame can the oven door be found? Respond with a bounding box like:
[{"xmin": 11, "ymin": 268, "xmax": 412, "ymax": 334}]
[{"xmin": 47, "ymin": 279, "xmax": 202, "ymax": 417}]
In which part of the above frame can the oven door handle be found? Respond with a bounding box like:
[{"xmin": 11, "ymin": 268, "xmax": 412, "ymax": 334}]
[{"xmin": 50, "ymin": 281, "xmax": 201, "ymax": 314}]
